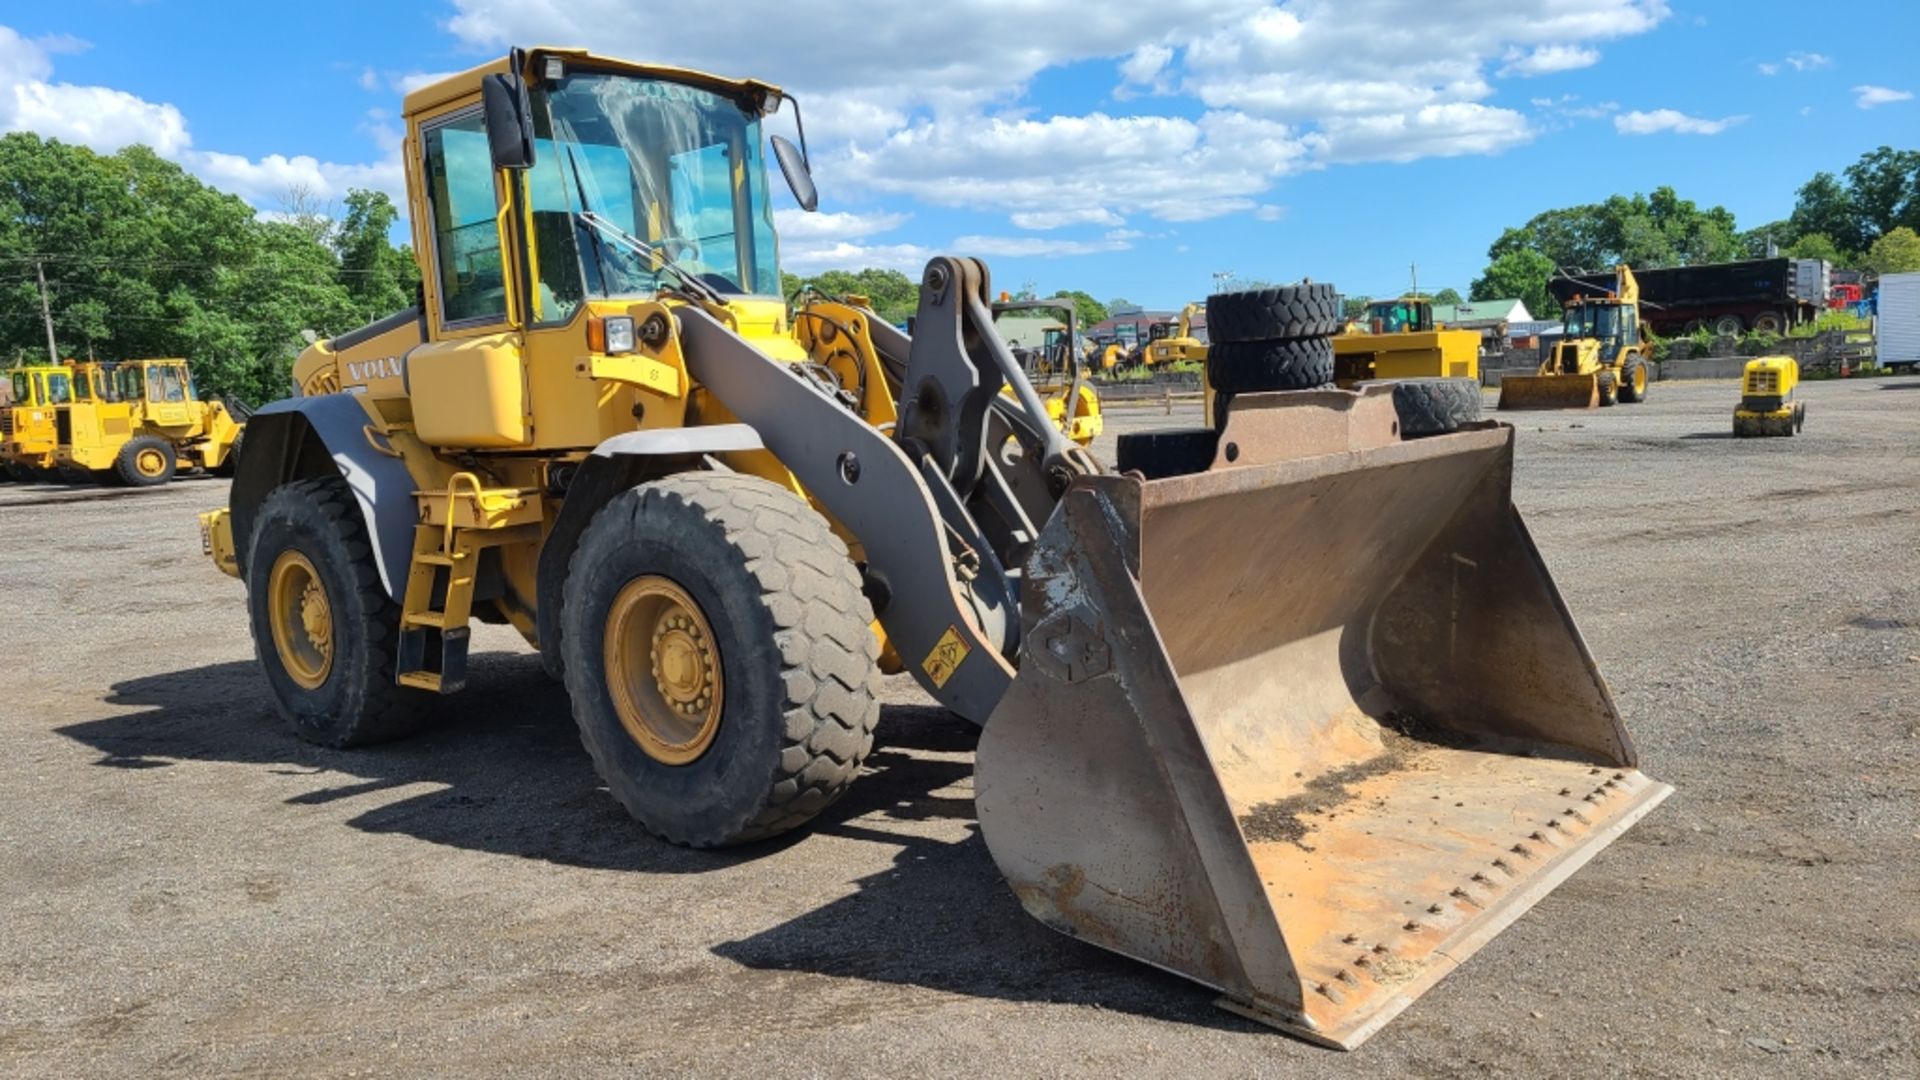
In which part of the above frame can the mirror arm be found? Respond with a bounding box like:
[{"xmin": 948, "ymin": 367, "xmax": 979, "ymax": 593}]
[{"xmin": 791, "ymin": 97, "xmax": 811, "ymax": 170}]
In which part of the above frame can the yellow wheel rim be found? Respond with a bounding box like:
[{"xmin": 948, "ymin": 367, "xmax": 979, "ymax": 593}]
[
  {"xmin": 604, "ymin": 576, "xmax": 723, "ymax": 765},
  {"xmin": 136, "ymin": 448, "xmax": 166, "ymax": 477},
  {"xmin": 1632, "ymin": 365, "xmax": 1647, "ymax": 394},
  {"xmin": 268, "ymin": 550, "xmax": 333, "ymax": 690}
]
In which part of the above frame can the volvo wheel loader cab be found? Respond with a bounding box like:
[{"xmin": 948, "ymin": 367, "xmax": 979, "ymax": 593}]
[
  {"xmin": 55, "ymin": 359, "xmax": 244, "ymax": 485},
  {"xmin": 1500, "ymin": 265, "xmax": 1651, "ymax": 410},
  {"xmin": 197, "ymin": 47, "xmax": 1667, "ymax": 1049},
  {"xmin": 1332, "ymin": 297, "xmax": 1480, "ymax": 386},
  {"xmin": 1733, "ymin": 356, "xmax": 1805, "ymax": 437}
]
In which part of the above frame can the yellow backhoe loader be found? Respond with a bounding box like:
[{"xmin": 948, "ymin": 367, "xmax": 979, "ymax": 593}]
[
  {"xmin": 1499, "ymin": 265, "xmax": 1652, "ymax": 410},
  {"xmin": 196, "ymin": 49, "xmax": 1669, "ymax": 1049},
  {"xmin": 54, "ymin": 358, "xmax": 246, "ymax": 486},
  {"xmin": 3, "ymin": 360, "xmax": 114, "ymax": 482},
  {"xmin": 1333, "ymin": 297, "xmax": 1479, "ymax": 386}
]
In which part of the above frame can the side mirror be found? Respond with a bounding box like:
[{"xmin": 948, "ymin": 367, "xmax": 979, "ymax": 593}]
[
  {"xmin": 481, "ymin": 73, "xmax": 536, "ymax": 170},
  {"xmin": 770, "ymin": 135, "xmax": 817, "ymax": 212}
]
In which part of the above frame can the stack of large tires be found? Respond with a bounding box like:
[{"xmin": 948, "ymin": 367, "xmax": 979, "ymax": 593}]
[{"xmin": 1205, "ymin": 283, "xmax": 1341, "ymax": 427}]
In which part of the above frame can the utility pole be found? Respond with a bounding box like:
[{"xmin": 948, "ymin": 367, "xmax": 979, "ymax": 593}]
[
  {"xmin": 1409, "ymin": 262, "xmax": 1419, "ymax": 301},
  {"xmin": 34, "ymin": 259, "xmax": 59, "ymax": 362}
]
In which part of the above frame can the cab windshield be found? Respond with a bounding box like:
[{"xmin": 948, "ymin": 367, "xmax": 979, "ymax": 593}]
[
  {"xmin": 525, "ymin": 70, "xmax": 782, "ymax": 323},
  {"xmin": 1564, "ymin": 303, "xmax": 1619, "ymax": 340},
  {"xmin": 44, "ymin": 372, "xmax": 72, "ymax": 404},
  {"xmin": 10, "ymin": 372, "xmax": 27, "ymax": 404},
  {"xmin": 1367, "ymin": 301, "xmax": 1425, "ymax": 333}
]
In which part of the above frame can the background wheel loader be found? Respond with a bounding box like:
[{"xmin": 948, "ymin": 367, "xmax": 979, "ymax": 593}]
[
  {"xmin": 197, "ymin": 48, "xmax": 1669, "ymax": 1049},
  {"xmin": 1139, "ymin": 302, "xmax": 1208, "ymax": 369},
  {"xmin": 52, "ymin": 358, "xmax": 246, "ymax": 486},
  {"xmin": 2, "ymin": 360, "xmax": 114, "ymax": 482},
  {"xmin": 992, "ymin": 297, "xmax": 1102, "ymax": 444},
  {"xmin": 1499, "ymin": 264, "xmax": 1652, "ymax": 410}
]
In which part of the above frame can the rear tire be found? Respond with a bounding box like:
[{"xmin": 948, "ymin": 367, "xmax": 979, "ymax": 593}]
[
  {"xmin": 1206, "ymin": 284, "xmax": 1341, "ymax": 344},
  {"xmin": 1712, "ymin": 314, "xmax": 1744, "ymax": 336},
  {"xmin": 246, "ymin": 477, "xmax": 433, "ymax": 747},
  {"xmin": 115, "ymin": 435, "xmax": 175, "ymax": 487},
  {"xmin": 1207, "ymin": 337, "xmax": 1335, "ymax": 394},
  {"xmin": 560, "ymin": 473, "xmax": 880, "ymax": 848},
  {"xmin": 1750, "ymin": 311, "xmax": 1784, "ymax": 334},
  {"xmin": 1617, "ymin": 356, "xmax": 1649, "ymax": 403},
  {"xmin": 1382, "ymin": 378, "xmax": 1482, "ymax": 438},
  {"xmin": 1795, "ymin": 402, "xmax": 1806, "ymax": 432}
]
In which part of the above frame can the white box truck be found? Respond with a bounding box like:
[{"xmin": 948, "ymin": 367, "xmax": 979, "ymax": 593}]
[{"xmin": 1877, "ymin": 272, "xmax": 1920, "ymax": 373}]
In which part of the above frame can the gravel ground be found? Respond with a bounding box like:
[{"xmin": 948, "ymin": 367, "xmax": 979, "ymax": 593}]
[{"xmin": 1, "ymin": 377, "xmax": 1916, "ymax": 1077}]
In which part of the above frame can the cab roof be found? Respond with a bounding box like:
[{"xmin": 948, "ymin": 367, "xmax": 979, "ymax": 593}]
[{"xmin": 401, "ymin": 48, "xmax": 786, "ymax": 120}]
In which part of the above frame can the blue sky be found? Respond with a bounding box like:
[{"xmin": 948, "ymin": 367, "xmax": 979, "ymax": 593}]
[{"xmin": 3, "ymin": 1, "xmax": 1916, "ymax": 307}]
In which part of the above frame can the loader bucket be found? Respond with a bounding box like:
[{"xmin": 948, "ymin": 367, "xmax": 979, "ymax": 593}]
[
  {"xmin": 975, "ymin": 388, "xmax": 1670, "ymax": 1050},
  {"xmin": 1497, "ymin": 372, "xmax": 1600, "ymax": 410}
]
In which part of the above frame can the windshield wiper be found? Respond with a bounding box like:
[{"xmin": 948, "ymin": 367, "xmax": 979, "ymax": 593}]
[
  {"xmin": 561, "ymin": 143, "xmax": 616, "ymax": 299},
  {"xmin": 574, "ymin": 210, "xmax": 727, "ymax": 307}
]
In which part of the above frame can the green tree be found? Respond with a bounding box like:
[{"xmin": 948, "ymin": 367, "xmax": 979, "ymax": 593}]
[
  {"xmin": 1784, "ymin": 232, "xmax": 1846, "ymax": 264},
  {"xmin": 334, "ymin": 189, "xmax": 418, "ymax": 323},
  {"xmin": 1791, "ymin": 171, "xmax": 1866, "ymax": 255},
  {"xmin": 0, "ymin": 133, "xmax": 410, "ymax": 401},
  {"xmin": 785, "ymin": 267, "xmax": 919, "ymax": 323},
  {"xmin": 1431, "ymin": 287, "xmax": 1463, "ymax": 306},
  {"xmin": 1471, "ymin": 249, "xmax": 1558, "ymax": 318},
  {"xmin": 1047, "ymin": 289, "xmax": 1107, "ymax": 328},
  {"xmin": 1861, "ymin": 226, "xmax": 1920, "ymax": 274},
  {"xmin": 1843, "ymin": 147, "xmax": 1920, "ymax": 238},
  {"xmin": 1341, "ymin": 295, "xmax": 1372, "ymax": 321}
]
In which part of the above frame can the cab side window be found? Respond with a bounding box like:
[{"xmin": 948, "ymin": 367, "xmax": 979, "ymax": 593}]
[{"xmin": 424, "ymin": 111, "xmax": 508, "ymax": 326}]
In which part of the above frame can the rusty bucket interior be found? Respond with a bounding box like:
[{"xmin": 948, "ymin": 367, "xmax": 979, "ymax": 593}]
[{"xmin": 976, "ymin": 388, "xmax": 1670, "ymax": 1049}]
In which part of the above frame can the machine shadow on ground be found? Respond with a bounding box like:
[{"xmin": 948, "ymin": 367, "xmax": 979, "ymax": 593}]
[{"xmin": 57, "ymin": 654, "xmax": 1240, "ymax": 1028}]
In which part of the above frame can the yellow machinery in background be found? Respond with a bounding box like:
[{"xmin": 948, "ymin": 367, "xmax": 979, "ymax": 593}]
[
  {"xmin": 1733, "ymin": 356, "xmax": 1805, "ymax": 437},
  {"xmin": 1499, "ymin": 265, "xmax": 1652, "ymax": 410},
  {"xmin": 1140, "ymin": 302, "xmax": 1207, "ymax": 368},
  {"xmin": 3, "ymin": 361, "xmax": 115, "ymax": 481},
  {"xmin": 56, "ymin": 358, "xmax": 245, "ymax": 486},
  {"xmin": 992, "ymin": 297, "xmax": 1102, "ymax": 444},
  {"xmin": 195, "ymin": 48, "xmax": 1668, "ymax": 1049},
  {"xmin": 1333, "ymin": 297, "xmax": 1480, "ymax": 386}
]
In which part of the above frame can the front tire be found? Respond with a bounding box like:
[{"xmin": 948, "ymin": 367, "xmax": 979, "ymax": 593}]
[
  {"xmin": 246, "ymin": 477, "xmax": 433, "ymax": 747},
  {"xmin": 1617, "ymin": 356, "xmax": 1649, "ymax": 403},
  {"xmin": 115, "ymin": 435, "xmax": 176, "ymax": 487},
  {"xmin": 560, "ymin": 473, "xmax": 880, "ymax": 848}
]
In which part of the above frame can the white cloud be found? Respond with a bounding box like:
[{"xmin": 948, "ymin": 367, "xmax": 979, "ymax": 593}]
[
  {"xmin": 1116, "ymin": 43, "xmax": 1175, "ymax": 97},
  {"xmin": 951, "ymin": 234, "xmax": 1133, "ymax": 258},
  {"xmin": 1253, "ymin": 204, "xmax": 1286, "ymax": 222},
  {"xmin": 1500, "ymin": 45, "xmax": 1601, "ymax": 77},
  {"xmin": 780, "ymin": 239, "xmax": 935, "ymax": 274},
  {"xmin": 1613, "ymin": 108, "xmax": 1747, "ymax": 135},
  {"xmin": 1854, "ymin": 84, "xmax": 1914, "ymax": 109},
  {"xmin": 0, "ymin": 24, "xmax": 401, "ymax": 209},
  {"xmin": 773, "ymin": 208, "xmax": 910, "ymax": 241},
  {"xmin": 1313, "ymin": 102, "xmax": 1533, "ymax": 162},
  {"xmin": 1761, "ymin": 52, "xmax": 1832, "ymax": 76},
  {"xmin": 1010, "ymin": 207, "xmax": 1126, "ymax": 230},
  {"xmin": 393, "ymin": 71, "xmax": 460, "ymax": 96}
]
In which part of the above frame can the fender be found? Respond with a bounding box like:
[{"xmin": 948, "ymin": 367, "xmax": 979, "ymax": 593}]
[
  {"xmin": 228, "ymin": 394, "xmax": 419, "ymax": 602},
  {"xmin": 534, "ymin": 423, "xmax": 768, "ymax": 679}
]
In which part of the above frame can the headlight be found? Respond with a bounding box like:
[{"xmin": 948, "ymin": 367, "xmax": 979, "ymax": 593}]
[{"xmin": 589, "ymin": 315, "xmax": 638, "ymax": 355}]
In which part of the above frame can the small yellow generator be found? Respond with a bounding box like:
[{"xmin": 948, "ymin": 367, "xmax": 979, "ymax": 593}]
[{"xmin": 1732, "ymin": 356, "xmax": 1804, "ymax": 437}]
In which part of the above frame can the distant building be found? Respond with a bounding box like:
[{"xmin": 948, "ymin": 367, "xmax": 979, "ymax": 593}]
[{"xmin": 1433, "ymin": 298, "xmax": 1532, "ymax": 347}]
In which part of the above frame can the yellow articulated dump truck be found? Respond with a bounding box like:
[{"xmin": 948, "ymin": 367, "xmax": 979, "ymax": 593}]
[
  {"xmin": 1500, "ymin": 265, "xmax": 1651, "ymax": 410},
  {"xmin": 1332, "ymin": 297, "xmax": 1479, "ymax": 386},
  {"xmin": 55, "ymin": 359, "xmax": 245, "ymax": 486},
  {"xmin": 196, "ymin": 48, "xmax": 1669, "ymax": 1049},
  {"xmin": 1732, "ymin": 356, "xmax": 1805, "ymax": 437}
]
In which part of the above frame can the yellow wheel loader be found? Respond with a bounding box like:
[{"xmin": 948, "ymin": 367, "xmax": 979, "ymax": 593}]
[
  {"xmin": 1333, "ymin": 297, "xmax": 1479, "ymax": 386},
  {"xmin": 54, "ymin": 359, "xmax": 245, "ymax": 486},
  {"xmin": 196, "ymin": 49, "xmax": 1669, "ymax": 1049},
  {"xmin": 1732, "ymin": 356, "xmax": 1805, "ymax": 437},
  {"xmin": 2, "ymin": 361, "xmax": 116, "ymax": 482},
  {"xmin": 1499, "ymin": 265, "xmax": 1651, "ymax": 410}
]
